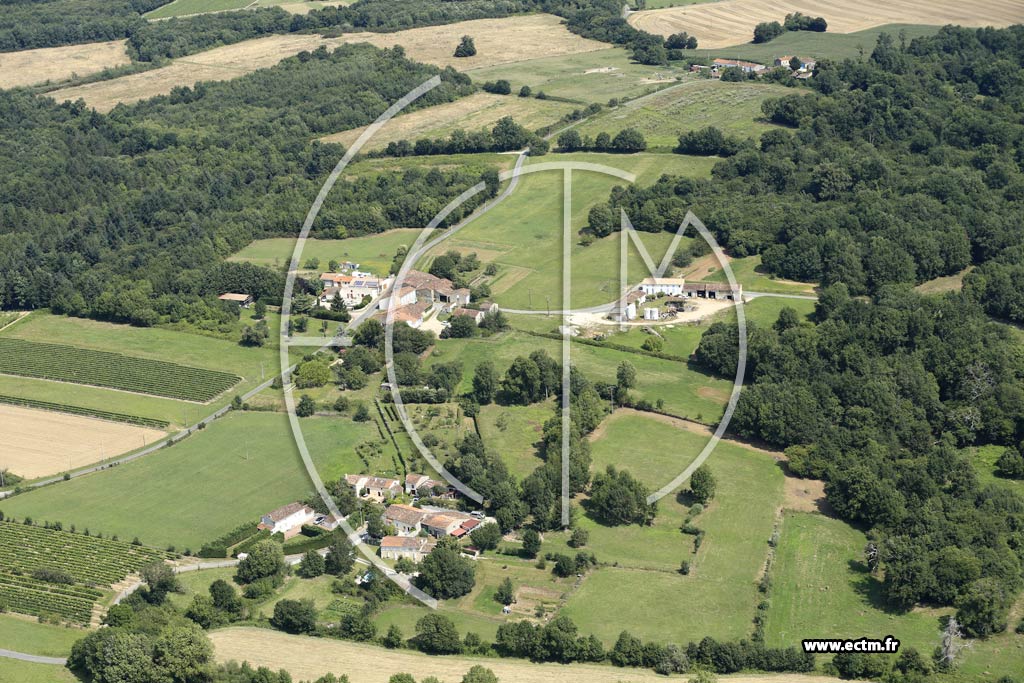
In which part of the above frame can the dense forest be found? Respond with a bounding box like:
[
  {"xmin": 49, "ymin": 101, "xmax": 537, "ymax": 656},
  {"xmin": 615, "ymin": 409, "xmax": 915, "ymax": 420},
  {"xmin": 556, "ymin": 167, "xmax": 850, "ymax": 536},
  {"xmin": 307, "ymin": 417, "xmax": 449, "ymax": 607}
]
[
  {"xmin": 0, "ymin": 0, "xmax": 169, "ymax": 52},
  {"xmin": 674, "ymin": 26, "xmax": 1024, "ymax": 640},
  {"xmin": 605, "ymin": 28, "xmax": 1024, "ymax": 307},
  {"xmin": 0, "ymin": 44, "xmax": 494, "ymax": 325}
]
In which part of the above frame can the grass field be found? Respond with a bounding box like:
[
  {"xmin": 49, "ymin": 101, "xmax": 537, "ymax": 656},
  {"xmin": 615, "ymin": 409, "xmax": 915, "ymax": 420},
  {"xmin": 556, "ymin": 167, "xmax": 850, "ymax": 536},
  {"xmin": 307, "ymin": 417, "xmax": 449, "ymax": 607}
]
[
  {"xmin": 423, "ymin": 152, "xmax": 716, "ymax": 311},
  {"xmin": 322, "ymin": 92, "xmax": 577, "ymax": 150},
  {"xmin": 0, "ymin": 412, "xmax": 386, "ymax": 550},
  {"xmin": 588, "ymin": 410, "xmax": 705, "ymax": 490},
  {"xmin": 51, "ymin": 15, "xmax": 606, "ymax": 112},
  {"xmin": 628, "ymin": 0, "xmax": 1020, "ymax": 48},
  {"xmin": 428, "ymin": 329, "xmax": 731, "ymax": 422},
  {"xmin": 575, "ymin": 79, "xmax": 795, "ymax": 147},
  {"xmin": 688, "ymin": 254, "xmax": 818, "ymax": 296},
  {"xmin": 0, "ymin": 312, "xmax": 284, "ymax": 427},
  {"xmin": 968, "ymin": 444, "xmax": 1024, "ymax": 495},
  {"xmin": 764, "ymin": 512, "xmax": 947, "ymax": 657},
  {"xmin": 0, "ymin": 404, "xmax": 166, "ymax": 480},
  {"xmin": 467, "ymin": 47, "xmax": 691, "ymax": 104},
  {"xmin": 230, "ymin": 229, "xmax": 419, "ymax": 274},
  {"xmin": 207, "ymin": 627, "xmax": 840, "ymax": 683},
  {"xmin": 0, "ymin": 658, "xmax": 77, "ymax": 683},
  {"xmin": 476, "ymin": 401, "xmax": 552, "ymax": 479},
  {"xmin": 0, "ymin": 614, "xmax": 84, "ymax": 657},
  {"xmin": 0, "ymin": 40, "xmax": 130, "ymax": 89}
]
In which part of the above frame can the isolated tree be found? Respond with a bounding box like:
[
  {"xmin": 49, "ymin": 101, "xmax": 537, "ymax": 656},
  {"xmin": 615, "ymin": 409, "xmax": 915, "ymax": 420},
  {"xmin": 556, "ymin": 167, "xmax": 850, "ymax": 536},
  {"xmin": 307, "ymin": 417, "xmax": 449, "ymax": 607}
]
[
  {"xmin": 470, "ymin": 523, "xmax": 502, "ymax": 552},
  {"xmin": 415, "ymin": 612, "xmax": 463, "ymax": 654},
  {"xmin": 558, "ymin": 129, "xmax": 583, "ymax": 152},
  {"xmin": 141, "ymin": 561, "xmax": 180, "ymax": 605},
  {"xmin": 518, "ymin": 85, "xmax": 532, "ymax": 97},
  {"xmin": 494, "ymin": 577, "xmax": 515, "ymax": 606},
  {"xmin": 690, "ymin": 464, "xmax": 717, "ymax": 504},
  {"xmin": 296, "ymin": 394, "xmax": 316, "ymax": 417},
  {"xmin": 235, "ymin": 540, "xmax": 285, "ymax": 584},
  {"xmin": 297, "ymin": 549, "xmax": 325, "ymax": 578},
  {"xmin": 448, "ymin": 314, "xmax": 477, "ymax": 338},
  {"xmin": 611, "ymin": 127, "xmax": 647, "ymax": 153},
  {"xmin": 209, "ymin": 579, "xmax": 241, "ymax": 615},
  {"xmin": 569, "ymin": 527, "xmax": 589, "ymax": 548},
  {"xmin": 253, "ymin": 299, "xmax": 267, "ymax": 319},
  {"xmin": 789, "ymin": 55, "xmax": 802, "ymax": 71},
  {"xmin": 589, "ymin": 466, "xmax": 655, "ymax": 526},
  {"xmin": 454, "ymin": 35, "xmax": 476, "ymax": 58},
  {"xmin": 616, "ymin": 360, "xmax": 637, "ymax": 390},
  {"xmin": 415, "ymin": 537, "xmax": 475, "ymax": 599},
  {"xmin": 995, "ymin": 447, "xmax": 1024, "ymax": 478},
  {"xmin": 270, "ymin": 599, "xmax": 317, "ymax": 634},
  {"xmin": 462, "ymin": 665, "xmax": 498, "ymax": 683},
  {"xmin": 955, "ymin": 578, "xmax": 1010, "ymax": 637},
  {"xmin": 383, "ymin": 624, "xmax": 404, "ymax": 649},
  {"xmin": 521, "ymin": 528, "xmax": 541, "ymax": 558},
  {"xmin": 472, "ymin": 361, "xmax": 497, "ymax": 405}
]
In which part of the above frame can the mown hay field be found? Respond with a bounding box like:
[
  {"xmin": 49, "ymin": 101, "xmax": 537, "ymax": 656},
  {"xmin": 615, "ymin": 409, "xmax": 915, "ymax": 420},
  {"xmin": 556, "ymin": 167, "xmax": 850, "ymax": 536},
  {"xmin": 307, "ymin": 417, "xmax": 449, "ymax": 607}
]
[
  {"xmin": 49, "ymin": 15, "xmax": 606, "ymax": 112},
  {"xmin": 0, "ymin": 404, "xmax": 166, "ymax": 480},
  {"xmin": 322, "ymin": 92, "xmax": 577, "ymax": 150},
  {"xmin": 0, "ymin": 40, "xmax": 130, "ymax": 89},
  {"xmin": 628, "ymin": 0, "xmax": 1024, "ymax": 48},
  {"xmin": 209, "ymin": 627, "xmax": 844, "ymax": 683}
]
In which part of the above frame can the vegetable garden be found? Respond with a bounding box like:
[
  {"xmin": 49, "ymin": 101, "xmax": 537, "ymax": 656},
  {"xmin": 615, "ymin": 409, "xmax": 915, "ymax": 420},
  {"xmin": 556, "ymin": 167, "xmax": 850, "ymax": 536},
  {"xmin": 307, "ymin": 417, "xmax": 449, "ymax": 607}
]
[
  {"xmin": 0, "ymin": 521, "xmax": 171, "ymax": 624},
  {"xmin": 0, "ymin": 338, "xmax": 239, "ymax": 402}
]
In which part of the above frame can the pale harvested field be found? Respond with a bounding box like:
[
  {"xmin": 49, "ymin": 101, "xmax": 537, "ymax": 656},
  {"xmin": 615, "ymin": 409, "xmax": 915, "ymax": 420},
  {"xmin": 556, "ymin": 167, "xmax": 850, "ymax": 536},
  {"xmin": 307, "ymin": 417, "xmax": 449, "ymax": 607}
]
[
  {"xmin": 49, "ymin": 15, "xmax": 607, "ymax": 112},
  {"xmin": 0, "ymin": 404, "xmax": 165, "ymax": 479},
  {"xmin": 322, "ymin": 92, "xmax": 576, "ymax": 149},
  {"xmin": 629, "ymin": 0, "xmax": 1024, "ymax": 48},
  {"xmin": 0, "ymin": 40, "xmax": 130, "ymax": 89},
  {"xmin": 210, "ymin": 627, "xmax": 844, "ymax": 683}
]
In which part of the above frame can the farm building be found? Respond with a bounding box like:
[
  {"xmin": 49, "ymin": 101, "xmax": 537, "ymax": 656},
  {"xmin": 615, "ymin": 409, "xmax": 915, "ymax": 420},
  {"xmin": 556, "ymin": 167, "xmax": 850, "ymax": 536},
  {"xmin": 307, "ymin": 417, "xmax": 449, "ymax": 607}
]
[
  {"xmin": 681, "ymin": 282, "xmax": 742, "ymax": 300},
  {"xmin": 218, "ymin": 292, "xmax": 254, "ymax": 307},
  {"xmin": 402, "ymin": 270, "xmax": 471, "ymax": 310},
  {"xmin": 389, "ymin": 301, "xmax": 431, "ymax": 329},
  {"xmin": 422, "ymin": 509, "xmax": 480, "ymax": 538},
  {"xmin": 639, "ymin": 277, "xmax": 687, "ymax": 296},
  {"xmin": 345, "ymin": 474, "xmax": 402, "ymax": 501},
  {"xmin": 319, "ymin": 271, "xmax": 393, "ymax": 309},
  {"xmin": 612, "ymin": 289, "xmax": 648, "ymax": 322},
  {"xmin": 450, "ymin": 307, "xmax": 485, "ymax": 324},
  {"xmin": 380, "ymin": 535, "xmax": 434, "ymax": 562},
  {"xmin": 405, "ymin": 473, "xmax": 453, "ymax": 497},
  {"xmin": 258, "ymin": 502, "xmax": 315, "ymax": 538},
  {"xmin": 775, "ymin": 55, "xmax": 816, "ymax": 71},
  {"xmin": 712, "ymin": 58, "xmax": 766, "ymax": 75},
  {"xmin": 383, "ymin": 503, "xmax": 428, "ymax": 536}
]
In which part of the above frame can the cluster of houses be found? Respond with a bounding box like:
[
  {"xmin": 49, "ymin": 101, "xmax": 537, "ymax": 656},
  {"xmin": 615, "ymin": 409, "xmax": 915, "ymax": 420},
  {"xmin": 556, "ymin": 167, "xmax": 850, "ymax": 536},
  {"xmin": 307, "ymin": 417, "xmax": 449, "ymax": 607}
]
[
  {"xmin": 614, "ymin": 276, "xmax": 742, "ymax": 321},
  {"xmin": 318, "ymin": 264, "xmax": 392, "ymax": 309},
  {"xmin": 379, "ymin": 269, "xmax": 477, "ymax": 330},
  {"xmin": 256, "ymin": 469, "xmax": 482, "ymax": 563},
  {"xmin": 690, "ymin": 55, "xmax": 817, "ymax": 79}
]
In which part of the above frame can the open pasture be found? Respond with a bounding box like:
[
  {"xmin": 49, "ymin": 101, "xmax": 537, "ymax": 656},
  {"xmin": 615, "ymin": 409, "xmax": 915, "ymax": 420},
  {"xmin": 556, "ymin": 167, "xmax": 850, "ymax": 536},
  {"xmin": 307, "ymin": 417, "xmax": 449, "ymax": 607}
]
[
  {"xmin": 229, "ymin": 229, "xmax": 420, "ymax": 274},
  {"xmin": 690, "ymin": 253, "xmax": 818, "ymax": 296},
  {"xmin": 0, "ymin": 40, "xmax": 130, "ymax": 89},
  {"xmin": 476, "ymin": 401, "xmax": 552, "ymax": 479},
  {"xmin": 763, "ymin": 512, "xmax": 947, "ymax": 657},
  {"xmin": 575, "ymin": 79, "xmax": 794, "ymax": 148},
  {"xmin": 322, "ymin": 92, "xmax": 577, "ymax": 150},
  {"xmin": 467, "ymin": 46, "xmax": 691, "ymax": 104},
  {"xmin": 588, "ymin": 410, "xmax": 705, "ymax": 490},
  {"xmin": 425, "ymin": 152, "xmax": 715, "ymax": 311},
  {"xmin": 428, "ymin": 329, "xmax": 731, "ymax": 422},
  {"xmin": 50, "ymin": 14, "xmax": 606, "ymax": 112},
  {"xmin": 556, "ymin": 431, "xmax": 785, "ymax": 644},
  {"xmin": 628, "ymin": 0, "xmax": 1023, "ymax": 48},
  {"xmin": 0, "ymin": 404, "xmax": 166, "ymax": 480},
  {"xmin": 0, "ymin": 412, "xmax": 385, "ymax": 550}
]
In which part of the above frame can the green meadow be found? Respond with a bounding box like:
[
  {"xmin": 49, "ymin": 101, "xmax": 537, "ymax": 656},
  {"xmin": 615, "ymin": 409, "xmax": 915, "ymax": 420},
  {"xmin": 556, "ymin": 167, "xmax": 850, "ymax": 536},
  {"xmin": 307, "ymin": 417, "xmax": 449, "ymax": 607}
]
[
  {"xmin": 764, "ymin": 511, "xmax": 947, "ymax": 657},
  {"xmin": 424, "ymin": 152, "xmax": 716, "ymax": 311},
  {"xmin": 575, "ymin": 79, "xmax": 795, "ymax": 148},
  {"xmin": 588, "ymin": 410, "xmax": 704, "ymax": 491},
  {"xmin": 556, "ymin": 433, "xmax": 785, "ymax": 644},
  {"xmin": 467, "ymin": 47, "xmax": 691, "ymax": 103},
  {"xmin": 476, "ymin": 401, "xmax": 552, "ymax": 479},
  {"xmin": 0, "ymin": 658, "xmax": 77, "ymax": 683},
  {"xmin": 427, "ymin": 329, "xmax": 731, "ymax": 422},
  {"xmin": 0, "ymin": 614, "xmax": 84, "ymax": 657},
  {"xmin": 697, "ymin": 254, "xmax": 818, "ymax": 295},
  {"xmin": 229, "ymin": 229, "xmax": 421, "ymax": 276},
  {"xmin": 0, "ymin": 412, "xmax": 387, "ymax": 549}
]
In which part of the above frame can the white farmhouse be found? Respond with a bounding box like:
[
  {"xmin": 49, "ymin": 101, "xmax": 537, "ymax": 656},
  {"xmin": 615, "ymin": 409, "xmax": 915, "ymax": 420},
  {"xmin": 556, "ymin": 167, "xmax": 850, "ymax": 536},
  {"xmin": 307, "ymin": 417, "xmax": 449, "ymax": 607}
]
[
  {"xmin": 639, "ymin": 277, "xmax": 686, "ymax": 296},
  {"xmin": 258, "ymin": 502, "xmax": 315, "ymax": 539}
]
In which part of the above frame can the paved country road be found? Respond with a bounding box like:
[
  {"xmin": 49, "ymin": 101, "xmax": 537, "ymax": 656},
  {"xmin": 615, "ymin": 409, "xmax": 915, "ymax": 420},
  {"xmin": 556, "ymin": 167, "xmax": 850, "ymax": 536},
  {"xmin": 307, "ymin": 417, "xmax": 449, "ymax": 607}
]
[{"xmin": 0, "ymin": 648, "xmax": 67, "ymax": 665}]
